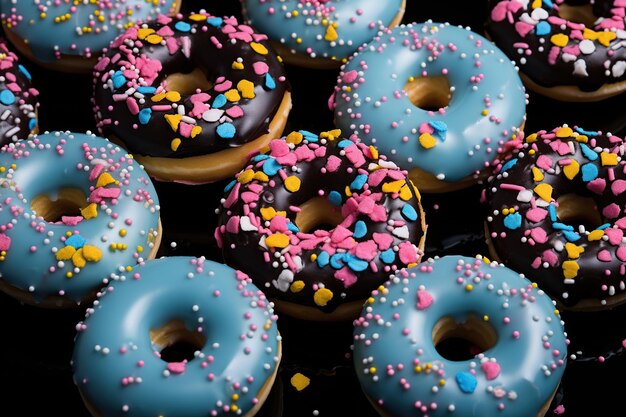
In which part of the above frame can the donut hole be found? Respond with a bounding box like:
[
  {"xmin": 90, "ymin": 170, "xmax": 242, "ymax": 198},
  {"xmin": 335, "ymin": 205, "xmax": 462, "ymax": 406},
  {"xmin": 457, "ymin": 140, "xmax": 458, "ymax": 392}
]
[
  {"xmin": 30, "ymin": 187, "xmax": 86, "ymax": 223},
  {"xmin": 294, "ymin": 197, "xmax": 344, "ymax": 233},
  {"xmin": 165, "ymin": 68, "xmax": 213, "ymax": 96},
  {"xmin": 558, "ymin": 3, "xmax": 598, "ymax": 28},
  {"xmin": 404, "ymin": 75, "xmax": 451, "ymax": 112},
  {"xmin": 432, "ymin": 315, "xmax": 497, "ymax": 361},
  {"xmin": 150, "ymin": 319, "xmax": 206, "ymax": 363},
  {"xmin": 556, "ymin": 194, "xmax": 602, "ymax": 231}
]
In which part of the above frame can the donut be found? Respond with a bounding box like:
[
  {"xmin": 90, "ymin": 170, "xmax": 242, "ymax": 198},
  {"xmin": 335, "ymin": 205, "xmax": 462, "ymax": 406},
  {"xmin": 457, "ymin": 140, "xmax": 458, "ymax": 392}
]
[
  {"xmin": 93, "ymin": 12, "xmax": 292, "ymax": 184},
  {"xmin": 214, "ymin": 129, "xmax": 427, "ymax": 321},
  {"xmin": 72, "ymin": 256, "xmax": 280, "ymax": 417},
  {"xmin": 352, "ymin": 255, "xmax": 568, "ymax": 417},
  {"xmin": 484, "ymin": 124, "xmax": 626, "ymax": 311},
  {"xmin": 242, "ymin": 0, "xmax": 406, "ymax": 68},
  {"xmin": 485, "ymin": 0, "xmax": 626, "ymax": 102},
  {"xmin": 0, "ymin": 0, "xmax": 181, "ymax": 73},
  {"xmin": 0, "ymin": 131, "xmax": 162, "ymax": 308},
  {"xmin": 0, "ymin": 38, "xmax": 39, "ymax": 146},
  {"xmin": 331, "ymin": 21, "xmax": 528, "ymax": 193}
]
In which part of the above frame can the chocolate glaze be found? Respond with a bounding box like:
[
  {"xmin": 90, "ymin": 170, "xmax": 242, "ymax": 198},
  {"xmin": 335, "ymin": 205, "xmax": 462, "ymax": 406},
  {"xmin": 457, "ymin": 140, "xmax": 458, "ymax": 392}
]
[
  {"xmin": 93, "ymin": 13, "xmax": 289, "ymax": 159},
  {"xmin": 215, "ymin": 131, "xmax": 426, "ymax": 315},
  {"xmin": 485, "ymin": 0, "xmax": 626, "ymax": 92},
  {"xmin": 484, "ymin": 125, "xmax": 626, "ymax": 308}
]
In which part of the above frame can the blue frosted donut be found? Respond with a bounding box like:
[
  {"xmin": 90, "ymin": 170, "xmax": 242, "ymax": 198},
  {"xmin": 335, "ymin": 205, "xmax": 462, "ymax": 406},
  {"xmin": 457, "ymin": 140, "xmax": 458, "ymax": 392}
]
[
  {"xmin": 0, "ymin": 131, "xmax": 162, "ymax": 307},
  {"xmin": 353, "ymin": 255, "xmax": 568, "ymax": 417},
  {"xmin": 242, "ymin": 0, "xmax": 405, "ymax": 67},
  {"xmin": 0, "ymin": 0, "xmax": 180, "ymax": 71},
  {"xmin": 72, "ymin": 257, "xmax": 281, "ymax": 417},
  {"xmin": 332, "ymin": 21, "xmax": 528, "ymax": 192}
]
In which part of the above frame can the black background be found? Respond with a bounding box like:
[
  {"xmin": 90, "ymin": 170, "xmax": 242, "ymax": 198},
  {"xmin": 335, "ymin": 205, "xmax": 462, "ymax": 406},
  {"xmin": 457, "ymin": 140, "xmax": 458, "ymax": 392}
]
[{"xmin": 1, "ymin": 1, "xmax": 625, "ymax": 416}]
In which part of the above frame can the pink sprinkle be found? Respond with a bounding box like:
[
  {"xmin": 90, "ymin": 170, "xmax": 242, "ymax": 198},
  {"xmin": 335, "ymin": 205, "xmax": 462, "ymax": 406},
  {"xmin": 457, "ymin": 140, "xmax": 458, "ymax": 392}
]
[
  {"xmin": 342, "ymin": 70, "xmax": 358, "ymax": 83},
  {"xmin": 529, "ymin": 227, "xmax": 548, "ymax": 244},
  {"xmin": 167, "ymin": 361, "xmax": 186, "ymax": 374},
  {"xmin": 372, "ymin": 232, "xmax": 393, "ymax": 250},
  {"xmin": 536, "ymin": 155, "xmax": 553, "ymax": 171},
  {"xmin": 325, "ymin": 155, "xmax": 342, "ymax": 172},
  {"xmin": 604, "ymin": 228, "xmax": 623, "ymax": 245},
  {"xmin": 334, "ymin": 267, "xmax": 357, "ymax": 287},
  {"xmin": 602, "ymin": 203, "xmax": 621, "ymax": 219},
  {"xmin": 616, "ymin": 246, "xmax": 626, "ymax": 262},
  {"xmin": 61, "ymin": 216, "xmax": 83, "ymax": 226},
  {"xmin": 587, "ymin": 178, "xmax": 606, "ymax": 195},
  {"xmin": 89, "ymin": 163, "xmax": 106, "ymax": 181},
  {"xmin": 598, "ymin": 249, "xmax": 612, "ymax": 262},
  {"xmin": 481, "ymin": 362, "xmax": 501, "ymax": 380},
  {"xmin": 416, "ymin": 290, "xmax": 433, "ymax": 310},
  {"xmin": 526, "ymin": 208, "xmax": 547, "ymax": 223},
  {"xmin": 611, "ymin": 179, "xmax": 626, "ymax": 195},
  {"xmin": 355, "ymin": 241, "xmax": 378, "ymax": 262},
  {"xmin": 252, "ymin": 61, "xmax": 269, "ymax": 75},
  {"xmin": 398, "ymin": 241, "xmax": 418, "ymax": 264},
  {"xmin": 226, "ymin": 106, "xmax": 244, "ymax": 118}
]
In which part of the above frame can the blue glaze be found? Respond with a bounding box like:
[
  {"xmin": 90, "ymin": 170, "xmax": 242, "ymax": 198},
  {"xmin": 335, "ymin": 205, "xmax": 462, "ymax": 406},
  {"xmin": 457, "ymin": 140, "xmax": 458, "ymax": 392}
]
[
  {"xmin": 243, "ymin": 0, "xmax": 404, "ymax": 64},
  {"xmin": 0, "ymin": 132, "xmax": 161, "ymax": 305},
  {"xmin": 72, "ymin": 257, "xmax": 280, "ymax": 417},
  {"xmin": 353, "ymin": 255, "xmax": 568, "ymax": 417},
  {"xmin": 0, "ymin": 1, "xmax": 179, "ymax": 64},
  {"xmin": 333, "ymin": 22, "xmax": 527, "ymax": 184}
]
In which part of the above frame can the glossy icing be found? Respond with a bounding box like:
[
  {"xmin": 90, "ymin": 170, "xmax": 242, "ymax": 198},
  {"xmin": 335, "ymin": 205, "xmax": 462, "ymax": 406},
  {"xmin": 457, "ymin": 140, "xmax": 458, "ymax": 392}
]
[
  {"xmin": 72, "ymin": 256, "xmax": 281, "ymax": 417},
  {"xmin": 0, "ymin": 0, "xmax": 179, "ymax": 63},
  {"xmin": 332, "ymin": 21, "xmax": 527, "ymax": 183},
  {"xmin": 0, "ymin": 131, "xmax": 161, "ymax": 305},
  {"xmin": 242, "ymin": 0, "xmax": 404, "ymax": 65},
  {"xmin": 0, "ymin": 39, "xmax": 38, "ymax": 146},
  {"xmin": 93, "ymin": 12, "xmax": 290, "ymax": 159},
  {"xmin": 353, "ymin": 255, "xmax": 568, "ymax": 417},
  {"xmin": 485, "ymin": 124, "xmax": 626, "ymax": 309},
  {"xmin": 215, "ymin": 130, "xmax": 426, "ymax": 315},
  {"xmin": 486, "ymin": 0, "xmax": 626, "ymax": 92}
]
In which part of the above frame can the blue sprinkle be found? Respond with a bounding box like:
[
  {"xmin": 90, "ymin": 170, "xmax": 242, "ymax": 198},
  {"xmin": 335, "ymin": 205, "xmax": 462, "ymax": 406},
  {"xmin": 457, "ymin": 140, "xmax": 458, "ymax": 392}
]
[
  {"xmin": 216, "ymin": 123, "xmax": 236, "ymax": 139},
  {"xmin": 579, "ymin": 143, "xmax": 598, "ymax": 161},
  {"xmin": 455, "ymin": 372, "xmax": 477, "ymax": 394},
  {"xmin": 138, "ymin": 108, "xmax": 152, "ymax": 125},
  {"xmin": 262, "ymin": 158, "xmax": 282, "ymax": 176},
  {"xmin": 0, "ymin": 89, "xmax": 15, "ymax": 105},
  {"xmin": 338, "ymin": 140, "xmax": 354, "ymax": 148},
  {"xmin": 328, "ymin": 191, "xmax": 342, "ymax": 206},
  {"xmin": 137, "ymin": 86, "xmax": 157, "ymax": 94},
  {"xmin": 548, "ymin": 204, "xmax": 557, "ymax": 222},
  {"xmin": 581, "ymin": 163, "xmax": 598, "ymax": 182},
  {"xmin": 500, "ymin": 158, "xmax": 518, "ymax": 172},
  {"xmin": 65, "ymin": 235, "xmax": 86, "ymax": 249},
  {"xmin": 350, "ymin": 174, "xmax": 368, "ymax": 191},
  {"xmin": 252, "ymin": 154, "xmax": 270, "ymax": 162},
  {"xmin": 597, "ymin": 223, "xmax": 611, "ymax": 230},
  {"xmin": 213, "ymin": 94, "xmax": 227, "ymax": 109},
  {"xmin": 575, "ymin": 127, "xmax": 599, "ymax": 137},
  {"xmin": 299, "ymin": 130, "xmax": 319, "ymax": 142},
  {"xmin": 552, "ymin": 222, "xmax": 574, "ymax": 231},
  {"xmin": 206, "ymin": 17, "xmax": 223, "ymax": 27},
  {"xmin": 18, "ymin": 64, "xmax": 32, "ymax": 80},
  {"xmin": 563, "ymin": 230, "xmax": 581, "ymax": 242},
  {"xmin": 401, "ymin": 204, "xmax": 418, "ymax": 222},
  {"xmin": 265, "ymin": 73, "xmax": 276, "ymax": 90},
  {"xmin": 380, "ymin": 249, "xmax": 395, "ymax": 264},
  {"xmin": 330, "ymin": 253, "xmax": 344, "ymax": 269},
  {"xmin": 112, "ymin": 71, "xmax": 126, "ymax": 89},
  {"xmin": 503, "ymin": 212, "xmax": 522, "ymax": 230},
  {"xmin": 287, "ymin": 222, "xmax": 300, "ymax": 233},
  {"xmin": 535, "ymin": 21, "xmax": 551, "ymax": 36},
  {"xmin": 28, "ymin": 118, "xmax": 37, "ymax": 131},
  {"xmin": 223, "ymin": 179, "xmax": 236, "ymax": 193},
  {"xmin": 353, "ymin": 221, "xmax": 367, "ymax": 238},
  {"xmin": 174, "ymin": 21, "xmax": 191, "ymax": 32},
  {"xmin": 348, "ymin": 257, "xmax": 369, "ymax": 272},
  {"xmin": 429, "ymin": 121, "xmax": 447, "ymax": 142},
  {"xmin": 316, "ymin": 251, "xmax": 330, "ymax": 268}
]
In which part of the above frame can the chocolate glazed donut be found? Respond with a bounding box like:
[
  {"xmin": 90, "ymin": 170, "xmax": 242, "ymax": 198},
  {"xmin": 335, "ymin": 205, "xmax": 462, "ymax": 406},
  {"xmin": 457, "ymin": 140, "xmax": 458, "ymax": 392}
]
[
  {"xmin": 93, "ymin": 13, "xmax": 291, "ymax": 183},
  {"xmin": 215, "ymin": 130, "xmax": 427, "ymax": 321},
  {"xmin": 484, "ymin": 125, "xmax": 626, "ymax": 311}
]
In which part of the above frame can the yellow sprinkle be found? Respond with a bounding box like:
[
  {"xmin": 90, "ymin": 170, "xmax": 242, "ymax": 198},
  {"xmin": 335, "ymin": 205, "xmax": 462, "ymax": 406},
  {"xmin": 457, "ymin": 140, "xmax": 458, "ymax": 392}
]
[
  {"xmin": 284, "ymin": 176, "xmax": 301, "ymax": 192},
  {"xmin": 265, "ymin": 233, "xmax": 290, "ymax": 248},
  {"xmin": 528, "ymin": 149, "xmax": 536, "ymax": 155},
  {"xmin": 382, "ymin": 180, "xmax": 405, "ymax": 194},
  {"xmin": 369, "ymin": 145, "xmax": 379, "ymax": 160},
  {"xmin": 225, "ymin": 89, "xmax": 241, "ymax": 102},
  {"xmin": 556, "ymin": 126, "xmax": 573, "ymax": 138},
  {"xmin": 145, "ymin": 34, "xmax": 163, "ymax": 45},
  {"xmin": 151, "ymin": 92, "xmax": 166, "ymax": 102},
  {"xmin": 502, "ymin": 208, "xmax": 510, "ymax": 216},
  {"xmin": 189, "ymin": 14, "xmax": 207, "ymax": 21},
  {"xmin": 137, "ymin": 28, "xmax": 155, "ymax": 40},
  {"xmin": 565, "ymin": 242, "xmax": 584, "ymax": 259},
  {"xmin": 66, "ymin": 272, "xmax": 73, "ymax": 278},
  {"xmin": 439, "ymin": 379, "xmax": 446, "ymax": 386},
  {"xmin": 325, "ymin": 25, "xmax": 339, "ymax": 42},
  {"xmin": 310, "ymin": 254, "xmax": 317, "ymax": 262},
  {"xmin": 588, "ymin": 230, "xmax": 604, "ymax": 241},
  {"xmin": 72, "ymin": 248, "xmax": 87, "ymax": 268},
  {"xmin": 165, "ymin": 91, "xmax": 181, "ymax": 102},
  {"xmin": 66, "ymin": 231, "xmax": 73, "ymax": 237},
  {"xmin": 583, "ymin": 28, "xmax": 598, "ymax": 40},
  {"xmin": 237, "ymin": 79, "xmax": 256, "ymax": 99},
  {"xmin": 465, "ymin": 284, "xmax": 473, "ymax": 291},
  {"xmin": 190, "ymin": 126, "xmax": 202, "ymax": 138},
  {"xmin": 80, "ymin": 203, "xmax": 98, "ymax": 220},
  {"xmin": 164, "ymin": 114, "xmax": 182, "ymax": 131},
  {"xmin": 230, "ymin": 405, "xmax": 238, "ymax": 412},
  {"xmin": 576, "ymin": 135, "xmax": 588, "ymax": 143},
  {"xmin": 137, "ymin": 246, "xmax": 143, "ymax": 253},
  {"xmin": 367, "ymin": 296, "xmax": 375, "ymax": 304},
  {"xmin": 533, "ymin": 183, "xmax": 553, "ymax": 202},
  {"xmin": 231, "ymin": 61, "xmax": 244, "ymax": 70},
  {"xmin": 532, "ymin": 166, "xmax": 544, "ymax": 182},
  {"xmin": 532, "ymin": 282, "xmax": 538, "ymax": 288},
  {"xmin": 525, "ymin": 133, "xmax": 538, "ymax": 143},
  {"xmin": 550, "ymin": 33, "xmax": 569, "ymax": 47},
  {"xmin": 345, "ymin": 185, "xmax": 352, "ymax": 197},
  {"xmin": 313, "ymin": 288, "xmax": 333, "ymax": 306},
  {"xmin": 82, "ymin": 245, "xmax": 103, "ymax": 262},
  {"xmin": 96, "ymin": 172, "xmax": 117, "ymax": 188},
  {"xmin": 419, "ymin": 132, "xmax": 437, "ymax": 149},
  {"xmin": 415, "ymin": 366, "xmax": 422, "ymax": 373},
  {"xmin": 597, "ymin": 31, "xmax": 616, "ymax": 47},
  {"xmin": 286, "ymin": 131, "xmax": 303, "ymax": 145},
  {"xmin": 369, "ymin": 367, "xmax": 377, "ymax": 375},
  {"xmin": 481, "ymin": 109, "xmax": 488, "ymax": 116},
  {"xmin": 291, "ymin": 10, "xmax": 299, "ymax": 17},
  {"xmin": 119, "ymin": 229, "xmax": 127, "ymax": 237},
  {"xmin": 56, "ymin": 246, "xmax": 76, "ymax": 261},
  {"xmin": 554, "ymin": 309, "xmax": 560, "ymax": 316},
  {"xmin": 125, "ymin": 265, "xmax": 132, "ymax": 272},
  {"xmin": 232, "ymin": 394, "xmax": 239, "ymax": 401},
  {"xmin": 320, "ymin": 129, "xmax": 342, "ymax": 141},
  {"xmin": 290, "ymin": 373, "xmax": 310, "ymax": 391},
  {"xmin": 600, "ymin": 152, "xmax": 618, "ymax": 166},
  {"xmin": 260, "ymin": 207, "xmax": 285, "ymax": 220},
  {"xmin": 562, "ymin": 260, "xmax": 580, "ymax": 279},
  {"xmin": 482, "ymin": 256, "xmax": 491, "ymax": 264},
  {"xmin": 170, "ymin": 138, "xmax": 181, "ymax": 152},
  {"xmin": 290, "ymin": 280, "xmax": 305, "ymax": 293},
  {"xmin": 399, "ymin": 184, "xmax": 413, "ymax": 201},
  {"xmin": 250, "ymin": 42, "xmax": 268, "ymax": 55},
  {"xmin": 237, "ymin": 169, "xmax": 255, "ymax": 184},
  {"xmin": 563, "ymin": 160, "xmax": 580, "ymax": 180},
  {"xmin": 254, "ymin": 172, "xmax": 269, "ymax": 182}
]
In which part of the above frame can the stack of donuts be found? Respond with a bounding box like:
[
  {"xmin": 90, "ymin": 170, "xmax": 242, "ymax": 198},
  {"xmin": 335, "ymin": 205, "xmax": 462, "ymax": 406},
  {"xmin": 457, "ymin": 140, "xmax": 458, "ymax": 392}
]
[{"xmin": 0, "ymin": 1, "xmax": 624, "ymax": 417}]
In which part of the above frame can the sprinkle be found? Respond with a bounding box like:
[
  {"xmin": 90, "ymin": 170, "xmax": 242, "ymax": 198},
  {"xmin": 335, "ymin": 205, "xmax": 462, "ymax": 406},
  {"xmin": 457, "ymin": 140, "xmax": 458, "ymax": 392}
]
[
  {"xmin": 353, "ymin": 221, "xmax": 367, "ymax": 238},
  {"xmin": 170, "ymin": 138, "xmax": 181, "ymax": 151},
  {"xmin": 562, "ymin": 260, "xmax": 580, "ymax": 279},
  {"xmin": 563, "ymin": 160, "xmax": 580, "ymax": 180},
  {"xmin": 419, "ymin": 133, "xmax": 437, "ymax": 149},
  {"xmin": 284, "ymin": 176, "xmax": 301, "ymax": 192},
  {"xmin": 401, "ymin": 204, "xmax": 418, "ymax": 221},
  {"xmin": 533, "ymin": 183, "xmax": 553, "ymax": 202},
  {"xmin": 265, "ymin": 233, "xmax": 290, "ymax": 248},
  {"xmin": 265, "ymin": 73, "xmax": 276, "ymax": 89},
  {"xmin": 290, "ymin": 373, "xmax": 311, "ymax": 391},
  {"xmin": 313, "ymin": 288, "xmax": 333, "ymax": 306},
  {"xmin": 328, "ymin": 191, "xmax": 342, "ymax": 206},
  {"xmin": 550, "ymin": 33, "xmax": 569, "ymax": 47},
  {"xmin": 250, "ymin": 42, "xmax": 268, "ymax": 55},
  {"xmin": 416, "ymin": 290, "xmax": 433, "ymax": 310},
  {"xmin": 503, "ymin": 212, "xmax": 522, "ymax": 230},
  {"xmin": 455, "ymin": 372, "xmax": 477, "ymax": 393},
  {"xmin": 56, "ymin": 246, "xmax": 76, "ymax": 261},
  {"xmin": 66, "ymin": 234, "xmax": 86, "ymax": 249},
  {"xmin": 217, "ymin": 123, "xmax": 236, "ymax": 139},
  {"xmin": 238, "ymin": 79, "xmax": 256, "ymax": 99},
  {"xmin": 0, "ymin": 90, "xmax": 15, "ymax": 105},
  {"xmin": 600, "ymin": 152, "xmax": 618, "ymax": 166},
  {"xmin": 481, "ymin": 362, "xmax": 501, "ymax": 380},
  {"xmin": 81, "ymin": 203, "xmax": 98, "ymax": 220}
]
